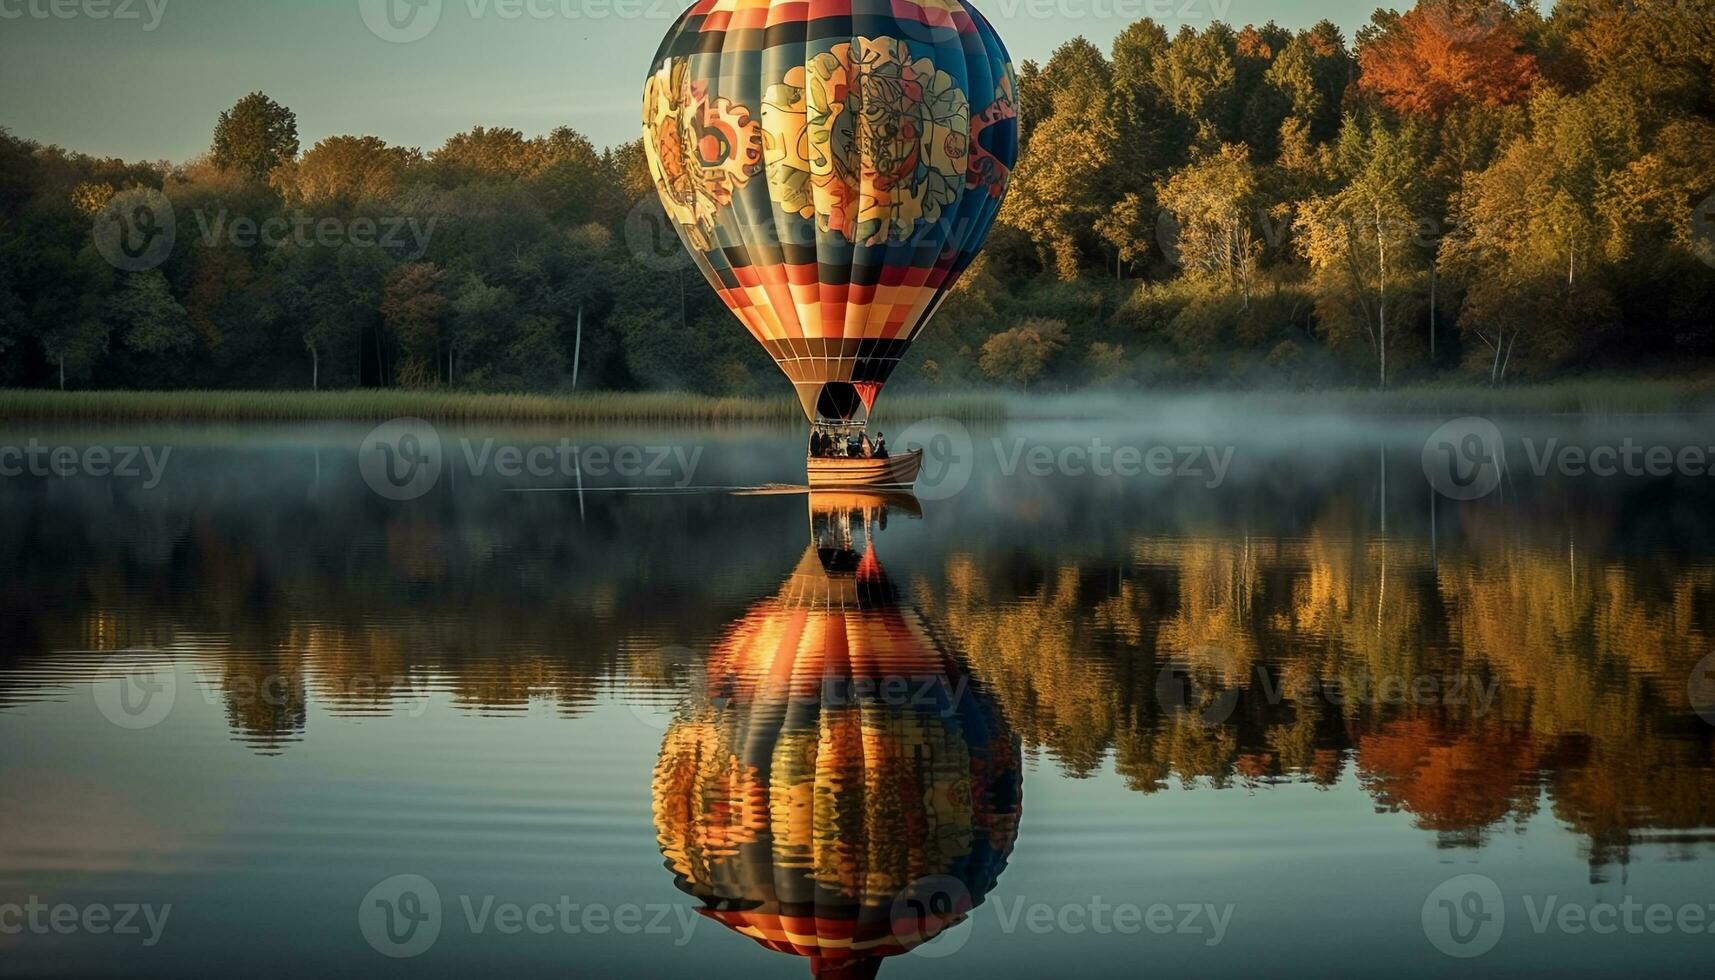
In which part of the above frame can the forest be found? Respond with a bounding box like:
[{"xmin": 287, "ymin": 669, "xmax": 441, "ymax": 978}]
[{"xmin": 1, "ymin": 0, "xmax": 1712, "ymax": 394}]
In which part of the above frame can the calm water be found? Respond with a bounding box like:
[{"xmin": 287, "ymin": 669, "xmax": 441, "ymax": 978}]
[{"xmin": 3, "ymin": 412, "xmax": 1714, "ymax": 978}]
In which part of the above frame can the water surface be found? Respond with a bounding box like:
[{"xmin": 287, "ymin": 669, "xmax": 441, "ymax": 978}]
[{"xmin": 3, "ymin": 413, "xmax": 1713, "ymax": 978}]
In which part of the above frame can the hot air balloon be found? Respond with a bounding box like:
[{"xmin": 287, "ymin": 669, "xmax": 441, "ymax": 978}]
[
  {"xmin": 642, "ymin": 0, "xmax": 1018, "ymax": 487},
  {"xmin": 652, "ymin": 493, "xmax": 1022, "ymax": 978}
]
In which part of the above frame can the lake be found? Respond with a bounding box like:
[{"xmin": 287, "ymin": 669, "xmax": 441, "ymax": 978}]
[{"xmin": 3, "ymin": 410, "xmax": 1713, "ymax": 978}]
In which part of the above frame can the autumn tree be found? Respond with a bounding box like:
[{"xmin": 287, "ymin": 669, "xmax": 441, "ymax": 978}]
[
  {"xmin": 980, "ymin": 318, "xmax": 1069, "ymax": 385},
  {"xmin": 1439, "ymin": 88, "xmax": 1637, "ymax": 382},
  {"xmin": 1156, "ymin": 144, "xmax": 1264, "ymax": 304},
  {"xmin": 1356, "ymin": 0, "xmax": 1539, "ymax": 117},
  {"xmin": 1296, "ymin": 117, "xmax": 1433, "ymax": 388},
  {"xmin": 279, "ymin": 136, "xmax": 419, "ymax": 208},
  {"xmin": 1000, "ymin": 41, "xmax": 1116, "ymax": 280}
]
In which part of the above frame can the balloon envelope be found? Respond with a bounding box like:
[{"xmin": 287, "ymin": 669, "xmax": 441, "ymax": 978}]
[
  {"xmin": 643, "ymin": 0, "xmax": 1018, "ymax": 421},
  {"xmin": 653, "ymin": 541, "xmax": 1021, "ymax": 977}
]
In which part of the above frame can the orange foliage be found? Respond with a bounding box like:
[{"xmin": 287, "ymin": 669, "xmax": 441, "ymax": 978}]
[
  {"xmin": 1358, "ymin": 718, "xmax": 1540, "ymax": 838},
  {"xmin": 1357, "ymin": 1, "xmax": 1539, "ymax": 117}
]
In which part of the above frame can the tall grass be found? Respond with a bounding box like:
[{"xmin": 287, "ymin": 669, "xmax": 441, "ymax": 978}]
[{"xmin": 0, "ymin": 389, "xmax": 1009, "ymax": 424}]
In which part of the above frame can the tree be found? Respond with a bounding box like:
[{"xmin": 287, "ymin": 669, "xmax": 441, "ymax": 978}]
[
  {"xmin": 110, "ymin": 271, "xmax": 194, "ymax": 357},
  {"xmin": 211, "ymin": 92, "xmax": 300, "ymax": 182},
  {"xmin": 1001, "ymin": 72, "xmax": 1116, "ymax": 280},
  {"xmin": 1296, "ymin": 117, "xmax": 1433, "ymax": 388},
  {"xmin": 448, "ymin": 275, "xmax": 515, "ymax": 386},
  {"xmin": 530, "ymin": 127, "xmax": 607, "ymax": 226},
  {"xmin": 1356, "ymin": 1, "xmax": 1539, "ymax": 118},
  {"xmin": 1151, "ymin": 24, "xmax": 1239, "ymax": 146},
  {"xmin": 381, "ymin": 263, "xmax": 449, "ymax": 387},
  {"xmin": 1093, "ymin": 193, "xmax": 1155, "ymax": 279},
  {"xmin": 1439, "ymin": 89, "xmax": 1636, "ymax": 382},
  {"xmin": 1157, "ymin": 144, "xmax": 1264, "ymax": 304},
  {"xmin": 980, "ymin": 319, "xmax": 1068, "ymax": 385},
  {"xmin": 1265, "ymin": 22, "xmax": 1354, "ymax": 143},
  {"xmin": 280, "ymin": 136, "xmax": 419, "ymax": 208},
  {"xmin": 432, "ymin": 127, "xmax": 541, "ymax": 181}
]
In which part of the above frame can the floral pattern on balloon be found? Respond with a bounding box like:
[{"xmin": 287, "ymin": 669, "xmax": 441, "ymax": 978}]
[
  {"xmin": 968, "ymin": 68, "xmax": 1018, "ymax": 198},
  {"xmin": 762, "ymin": 37, "xmax": 969, "ymax": 246},
  {"xmin": 642, "ymin": 60, "xmax": 765, "ymax": 252}
]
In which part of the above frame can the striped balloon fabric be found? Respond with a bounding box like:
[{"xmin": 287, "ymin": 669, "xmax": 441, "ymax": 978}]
[
  {"xmin": 643, "ymin": 0, "xmax": 1017, "ymax": 422},
  {"xmin": 652, "ymin": 543, "xmax": 1021, "ymax": 978}
]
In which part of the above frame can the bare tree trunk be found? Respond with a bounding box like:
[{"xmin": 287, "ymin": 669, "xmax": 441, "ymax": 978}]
[
  {"xmin": 1429, "ymin": 259, "xmax": 1436, "ymax": 360},
  {"xmin": 571, "ymin": 303, "xmax": 583, "ymax": 392},
  {"xmin": 374, "ymin": 327, "xmax": 386, "ymax": 388},
  {"xmin": 311, "ymin": 345, "xmax": 319, "ymax": 390},
  {"xmin": 1375, "ymin": 202, "xmax": 1387, "ymax": 390},
  {"xmin": 59, "ymin": 356, "xmax": 65, "ymax": 391}
]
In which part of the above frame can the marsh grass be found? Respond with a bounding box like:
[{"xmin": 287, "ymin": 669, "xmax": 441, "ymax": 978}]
[{"xmin": 0, "ymin": 389, "xmax": 1008, "ymax": 425}]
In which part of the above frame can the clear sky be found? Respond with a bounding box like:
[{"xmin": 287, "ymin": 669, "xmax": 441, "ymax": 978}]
[{"xmin": 0, "ymin": 0, "xmax": 1392, "ymax": 161}]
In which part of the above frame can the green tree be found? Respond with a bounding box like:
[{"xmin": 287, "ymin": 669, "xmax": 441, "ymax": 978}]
[
  {"xmin": 109, "ymin": 271, "xmax": 194, "ymax": 356},
  {"xmin": 1296, "ymin": 117, "xmax": 1434, "ymax": 388},
  {"xmin": 211, "ymin": 92, "xmax": 300, "ymax": 182},
  {"xmin": 381, "ymin": 262, "xmax": 450, "ymax": 387}
]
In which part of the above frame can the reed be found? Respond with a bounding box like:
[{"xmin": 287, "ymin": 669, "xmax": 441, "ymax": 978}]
[{"xmin": 0, "ymin": 389, "xmax": 1009, "ymax": 424}]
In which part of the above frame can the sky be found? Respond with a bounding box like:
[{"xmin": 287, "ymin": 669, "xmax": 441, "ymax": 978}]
[{"xmin": 0, "ymin": 0, "xmax": 1391, "ymax": 161}]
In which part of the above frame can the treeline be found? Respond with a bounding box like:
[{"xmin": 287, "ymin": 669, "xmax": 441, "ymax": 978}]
[
  {"xmin": 953, "ymin": 0, "xmax": 1715, "ymax": 388},
  {"xmin": 2, "ymin": 0, "xmax": 1713, "ymax": 394},
  {"xmin": 0, "ymin": 96, "xmax": 761, "ymax": 393}
]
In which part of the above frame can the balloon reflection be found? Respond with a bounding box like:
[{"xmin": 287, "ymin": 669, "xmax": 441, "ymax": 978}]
[{"xmin": 652, "ymin": 493, "xmax": 1022, "ymax": 977}]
